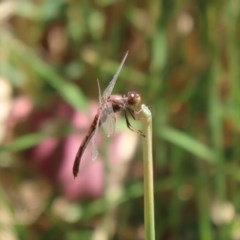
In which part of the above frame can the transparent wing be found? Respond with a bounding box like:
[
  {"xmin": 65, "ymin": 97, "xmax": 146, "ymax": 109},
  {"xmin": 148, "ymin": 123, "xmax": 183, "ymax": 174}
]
[
  {"xmin": 101, "ymin": 104, "xmax": 116, "ymax": 137},
  {"xmin": 103, "ymin": 51, "xmax": 128, "ymax": 99},
  {"xmin": 96, "ymin": 78, "xmax": 102, "ymax": 103},
  {"xmin": 90, "ymin": 128, "xmax": 98, "ymax": 161}
]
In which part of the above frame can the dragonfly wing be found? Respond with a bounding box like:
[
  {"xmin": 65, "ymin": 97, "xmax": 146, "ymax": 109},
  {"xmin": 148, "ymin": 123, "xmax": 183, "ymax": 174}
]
[
  {"xmin": 91, "ymin": 128, "xmax": 98, "ymax": 160},
  {"xmin": 102, "ymin": 114, "xmax": 116, "ymax": 137},
  {"xmin": 101, "ymin": 104, "xmax": 116, "ymax": 137},
  {"xmin": 103, "ymin": 51, "xmax": 128, "ymax": 99}
]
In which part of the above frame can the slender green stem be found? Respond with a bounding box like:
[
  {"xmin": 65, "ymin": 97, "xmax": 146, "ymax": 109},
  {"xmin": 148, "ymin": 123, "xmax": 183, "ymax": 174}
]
[{"xmin": 137, "ymin": 104, "xmax": 155, "ymax": 240}]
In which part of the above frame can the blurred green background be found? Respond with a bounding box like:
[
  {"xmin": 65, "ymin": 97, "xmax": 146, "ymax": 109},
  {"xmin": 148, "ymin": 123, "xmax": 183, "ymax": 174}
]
[{"xmin": 1, "ymin": 0, "xmax": 240, "ymax": 239}]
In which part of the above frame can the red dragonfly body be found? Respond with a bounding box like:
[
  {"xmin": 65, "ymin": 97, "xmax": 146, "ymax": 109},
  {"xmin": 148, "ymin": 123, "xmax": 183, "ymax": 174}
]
[{"xmin": 73, "ymin": 52, "xmax": 143, "ymax": 177}]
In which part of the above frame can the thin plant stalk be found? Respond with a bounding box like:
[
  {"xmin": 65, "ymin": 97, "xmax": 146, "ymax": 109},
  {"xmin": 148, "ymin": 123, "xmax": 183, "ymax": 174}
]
[{"xmin": 137, "ymin": 104, "xmax": 155, "ymax": 240}]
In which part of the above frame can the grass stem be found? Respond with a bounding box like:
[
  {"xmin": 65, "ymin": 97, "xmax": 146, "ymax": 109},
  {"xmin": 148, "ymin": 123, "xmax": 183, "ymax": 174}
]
[{"xmin": 137, "ymin": 104, "xmax": 155, "ymax": 240}]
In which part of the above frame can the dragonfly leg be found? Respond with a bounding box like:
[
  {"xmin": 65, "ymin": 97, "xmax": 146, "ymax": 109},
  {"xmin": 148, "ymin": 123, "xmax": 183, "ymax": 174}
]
[
  {"xmin": 124, "ymin": 110, "xmax": 145, "ymax": 137},
  {"xmin": 127, "ymin": 107, "xmax": 145, "ymax": 120},
  {"xmin": 127, "ymin": 108, "xmax": 136, "ymax": 120}
]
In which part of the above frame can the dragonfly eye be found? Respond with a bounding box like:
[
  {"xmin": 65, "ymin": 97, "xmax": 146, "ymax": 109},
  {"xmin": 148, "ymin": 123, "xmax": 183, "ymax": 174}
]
[{"xmin": 127, "ymin": 91, "xmax": 141, "ymax": 106}]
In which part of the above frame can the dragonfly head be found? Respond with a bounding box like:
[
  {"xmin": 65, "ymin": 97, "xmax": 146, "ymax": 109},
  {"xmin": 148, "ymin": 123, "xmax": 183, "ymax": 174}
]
[{"xmin": 127, "ymin": 91, "xmax": 141, "ymax": 106}]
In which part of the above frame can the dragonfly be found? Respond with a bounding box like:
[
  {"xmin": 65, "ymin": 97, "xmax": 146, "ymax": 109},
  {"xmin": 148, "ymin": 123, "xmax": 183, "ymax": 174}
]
[{"xmin": 73, "ymin": 52, "xmax": 144, "ymax": 177}]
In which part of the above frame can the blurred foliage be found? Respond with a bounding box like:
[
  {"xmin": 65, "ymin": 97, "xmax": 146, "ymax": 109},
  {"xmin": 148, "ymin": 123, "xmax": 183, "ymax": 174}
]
[{"xmin": 0, "ymin": 0, "xmax": 240, "ymax": 239}]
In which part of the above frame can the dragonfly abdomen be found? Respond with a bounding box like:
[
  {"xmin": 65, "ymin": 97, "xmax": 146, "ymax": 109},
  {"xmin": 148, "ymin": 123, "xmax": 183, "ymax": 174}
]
[{"xmin": 73, "ymin": 114, "xmax": 99, "ymax": 177}]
